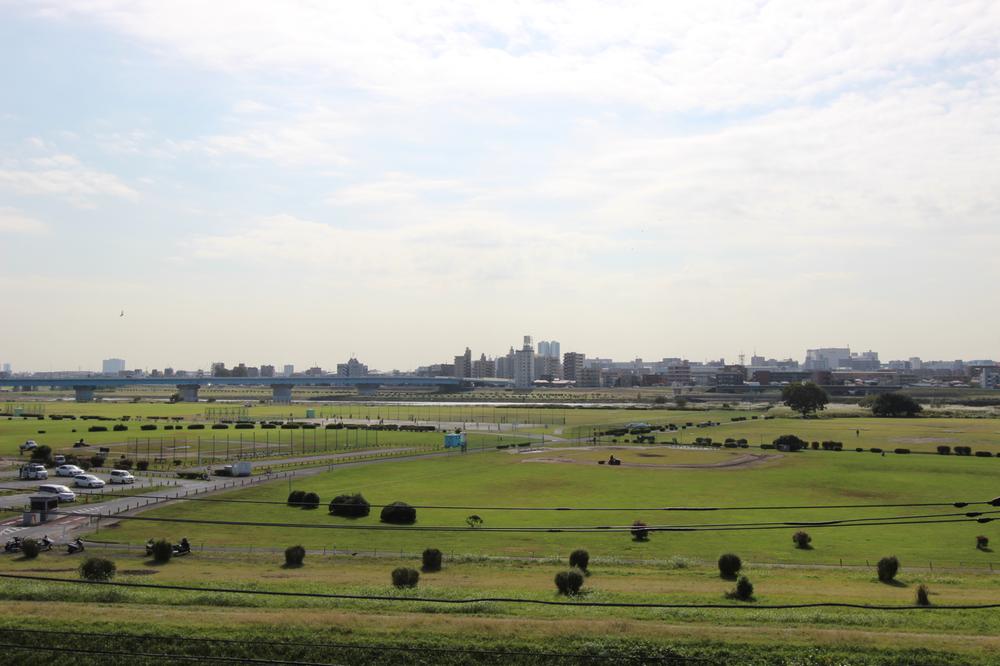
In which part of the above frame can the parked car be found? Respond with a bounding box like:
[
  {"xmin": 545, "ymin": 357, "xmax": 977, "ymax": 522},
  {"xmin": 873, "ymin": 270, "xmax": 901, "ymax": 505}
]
[
  {"xmin": 38, "ymin": 484, "xmax": 76, "ymax": 502},
  {"xmin": 73, "ymin": 474, "xmax": 105, "ymax": 489},
  {"xmin": 18, "ymin": 463, "xmax": 48, "ymax": 480},
  {"xmin": 19, "ymin": 440, "xmax": 38, "ymax": 452},
  {"xmin": 55, "ymin": 464, "xmax": 84, "ymax": 477},
  {"xmin": 109, "ymin": 469, "xmax": 135, "ymax": 484},
  {"xmin": 53, "ymin": 454, "xmax": 66, "ymax": 465}
]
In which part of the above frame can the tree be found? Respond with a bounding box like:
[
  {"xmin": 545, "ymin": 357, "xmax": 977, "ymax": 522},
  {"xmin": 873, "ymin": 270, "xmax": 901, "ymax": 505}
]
[
  {"xmin": 718, "ymin": 553, "xmax": 742, "ymax": 579},
  {"xmin": 781, "ymin": 382, "xmax": 828, "ymax": 417},
  {"xmin": 877, "ymin": 556, "xmax": 899, "ymax": 583},
  {"xmin": 870, "ymin": 393, "xmax": 923, "ymax": 417},
  {"xmin": 554, "ymin": 570, "xmax": 584, "ymax": 595}
]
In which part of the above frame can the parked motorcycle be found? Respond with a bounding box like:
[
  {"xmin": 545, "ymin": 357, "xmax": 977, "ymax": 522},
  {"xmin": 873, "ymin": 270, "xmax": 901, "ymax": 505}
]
[
  {"xmin": 67, "ymin": 538, "xmax": 85, "ymax": 554},
  {"xmin": 4, "ymin": 537, "xmax": 22, "ymax": 553},
  {"xmin": 172, "ymin": 538, "xmax": 191, "ymax": 556}
]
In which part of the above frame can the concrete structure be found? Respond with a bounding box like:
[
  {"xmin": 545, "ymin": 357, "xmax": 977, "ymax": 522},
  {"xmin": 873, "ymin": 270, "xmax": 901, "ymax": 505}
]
[
  {"xmin": 336, "ymin": 358, "xmax": 368, "ymax": 378},
  {"xmin": 176, "ymin": 384, "xmax": 200, "ymax": 402},
  {"xmin": 472, "ymin": 353, "xmax": 495, "ymax": 378},
  {"xmin": 513, "ymin": 336, "xmax": 535, "ymax": 389},
  {"xmin": 453, "ymin": 347, "xmax": 472, "ymax": 379},
  {"xmin": 804, "ymin": 348, "xmax": 851, "ymax": 370},
  {"xmin": 271, "ymin": 384, "xmax": 293, "ymax": 403},
  {"xmin": 1, "ymin": 375, "xmax": 511, "ymax": 402},
  {"xmin": 102, "ymin": 358, "xmax": 126, "ymax": 374},
  {"xmin": 563, "ymin": 352, "xmax": 585, "ymax": 382},
  {"xmin": 283, "ymin": 364, "xmax": 294, "ymax": 376}
]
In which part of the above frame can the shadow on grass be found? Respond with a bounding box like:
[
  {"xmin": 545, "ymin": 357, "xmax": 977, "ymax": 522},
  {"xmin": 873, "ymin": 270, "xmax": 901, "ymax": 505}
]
[{"xmin": 879, "ymin": 578, "xmax": 908, "ymax": 588}]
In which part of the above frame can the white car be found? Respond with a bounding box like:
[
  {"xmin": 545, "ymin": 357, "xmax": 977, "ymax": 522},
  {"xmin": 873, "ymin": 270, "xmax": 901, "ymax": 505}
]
[
  {"xmin": 55, "ymin": 464, "xmax": 85, "ymax": 477},
  {"xmin": 53, "ymin": 454, "xmax": 66, "ymax": 465},
  {"xmin": 109, "ymin": 469, "xmax": 135, "ymax": 484},
  {"xmin": 73, "ymin": 474, "xmax": 105, "ymax": 489},
  {"xmin": 20, "ymin": 440, "xmax": 38, "ymax": 452},
  {"xmin": 38, "ymin": 484, "xmax": 76, "ymax": 502}
]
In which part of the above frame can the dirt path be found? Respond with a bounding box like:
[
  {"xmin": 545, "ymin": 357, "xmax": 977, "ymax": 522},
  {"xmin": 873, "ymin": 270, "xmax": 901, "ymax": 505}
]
[{"xmin": 521, "ymin": 448, "xmax": 781, "ymax": 470}]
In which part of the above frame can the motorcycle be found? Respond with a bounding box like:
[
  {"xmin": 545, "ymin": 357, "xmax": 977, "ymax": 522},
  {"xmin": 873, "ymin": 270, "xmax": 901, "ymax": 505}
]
[
  {"xmin": 4, "ymin": 537, "xmax": 22, "ymax": 553},
  {"xmin": 67, "ymin": 539, "xmax": 85, "ymax": 554},
  {"xmin": 172, "ymin": 539, "xmax": 192, "ymax": 556}
]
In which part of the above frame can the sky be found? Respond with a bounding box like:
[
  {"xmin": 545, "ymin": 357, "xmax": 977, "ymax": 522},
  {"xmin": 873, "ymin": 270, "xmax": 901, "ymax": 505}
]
[{"xmin": 1, "ymin": 1, "xmax": 999, "ymax": 372}]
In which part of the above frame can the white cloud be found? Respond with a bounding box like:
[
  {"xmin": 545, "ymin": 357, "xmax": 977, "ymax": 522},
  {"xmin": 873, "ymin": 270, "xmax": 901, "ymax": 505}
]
[
  {"xmin": 25, "ymin": 1, "xmax": 1000, "ymax": 112},
  {"xmin": 0, "ymin": 151, "xmax": 138, "ymax": 206},
  {"xmin": 0, "ymin": 208, "xmax": 48, "ymax": 234}
]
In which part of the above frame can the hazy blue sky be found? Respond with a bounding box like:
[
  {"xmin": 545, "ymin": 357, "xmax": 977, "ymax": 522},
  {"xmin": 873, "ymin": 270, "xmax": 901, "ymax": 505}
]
[{"xmin": 1, "ymin": 1, "xmax": 999, "ymax": 372}]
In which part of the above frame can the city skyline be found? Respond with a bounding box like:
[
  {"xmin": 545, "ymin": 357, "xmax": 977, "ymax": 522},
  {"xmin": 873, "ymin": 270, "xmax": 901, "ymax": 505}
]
[
  {"xmin": 2, "ymin": 3, "xmax": 1000, "ymax": 371},
  {"xmin": 1, "ymin": 342, "xmax": 994, "ymax": 376}
]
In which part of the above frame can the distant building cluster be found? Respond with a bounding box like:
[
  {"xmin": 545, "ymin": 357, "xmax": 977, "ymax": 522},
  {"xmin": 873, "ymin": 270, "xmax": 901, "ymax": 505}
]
[{"xmin": 2, "ymin": 344, "xmax": 998, "ymax": 391}]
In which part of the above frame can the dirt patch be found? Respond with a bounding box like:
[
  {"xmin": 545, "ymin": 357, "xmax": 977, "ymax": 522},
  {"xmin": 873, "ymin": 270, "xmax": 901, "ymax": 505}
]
[
  {"xmin": 522, "ymin": 452, "xmax": 781, "ymax": 470},
  {"xmin": 119, "ymin": 569, "xmax": 159, "ymax": 576}
]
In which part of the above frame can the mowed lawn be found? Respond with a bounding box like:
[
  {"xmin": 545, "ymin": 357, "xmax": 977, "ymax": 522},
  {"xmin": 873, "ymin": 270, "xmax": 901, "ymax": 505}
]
[
  {"xmin": 104, "ymin": 447, "xmax": 1000, "ymax": 566},
  {"xmin": 654, "ymin": 415, "xmax": 1000, "ymax": 454}
]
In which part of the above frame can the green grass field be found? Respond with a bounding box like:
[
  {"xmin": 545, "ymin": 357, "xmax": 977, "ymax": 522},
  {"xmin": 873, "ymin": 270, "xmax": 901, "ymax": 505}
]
[
  {"xmin": 5, "ymin": 401, "xmax": 1000, "ymax": 664},
  {"xmin": 100, "ymin": 446, "xmax": 1000, "ymax": 567}
]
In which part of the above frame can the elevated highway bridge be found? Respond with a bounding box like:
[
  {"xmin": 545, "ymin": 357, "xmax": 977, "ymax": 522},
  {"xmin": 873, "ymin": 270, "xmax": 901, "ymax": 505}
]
[{"xmin": 0, "ymin": 376, "xmax": 513, "ymax": 403}]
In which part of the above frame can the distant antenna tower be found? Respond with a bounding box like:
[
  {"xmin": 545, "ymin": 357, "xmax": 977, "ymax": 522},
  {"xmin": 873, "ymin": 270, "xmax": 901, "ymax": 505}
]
[{"xmin": 739, "ymin": 352, "xmax": 746, "ymax": 366}]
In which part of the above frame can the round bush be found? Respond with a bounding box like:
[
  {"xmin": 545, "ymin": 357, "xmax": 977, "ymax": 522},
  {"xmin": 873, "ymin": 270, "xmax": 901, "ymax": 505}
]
[
  {"xmin": 630, "ymin": 520, "xmax": 649, "ymax": 542},
  {"xmin": 329, "ymin": 493, "xmax": 371, "ymax": 518},
  {"xmin": 284, "ymin": 545, "xmax": 306, "ymax": 567},
  {"xmin": 287, "ymin": 490, "xmax": 306, "ymax": 507},
  {"xmin": 422, "ymin": 548, "xmax": 443, "ymax": 572},
  {"xmin": 301, "ymin": 492, "xmax": 320, "ymax": 510},
  {"xmin": 792, "ymin": 531, "xmax": 812, "ymax": 549},
  {"xmin": 554, "ymin": 570, "xmax": 584, "ymax": 595},
  {"xmin": 569, "ymin": 549, "xmax": 590, "ymax": 572},
  {"xmin": 21, "ymin": 539, "xmax": 41, "ymax": 559},
  {"xmin": 877, "ymin": 556, "xmax": 899, "ymax": 583},
  {"xmin": 380, "ymin": 501, "xmax": 417, "ymax": 525},
  {"xmin": 916, "ymin": 584, "xmax": 931, "ymax": 606},
  {"xmin": 728, "ymin": 575, "xmax": 754, "ymax": 601},
  {"xmin": 391, "ymin": 567, "xmax": 420, "ymax": 588},
  {"xmin": 718, "ymin": 553, "xmax": 742, "ymax": 579},
  {"xmin": 976, "ymin": 535, "xmax": 990, "ymax": 550},
  {"xmin": 79, "ymin": 557, "xmax": 116, "ymax": 581},
  {"xmin": 150, "ymin": 539, "xmax": 173, "ymax": 563}
]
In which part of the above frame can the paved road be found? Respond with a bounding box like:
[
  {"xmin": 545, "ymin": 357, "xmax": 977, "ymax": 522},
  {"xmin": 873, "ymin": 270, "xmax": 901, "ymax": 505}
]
[{"xmin": 0, "ymin": 445, "xmax": 482, "ymax": 546}]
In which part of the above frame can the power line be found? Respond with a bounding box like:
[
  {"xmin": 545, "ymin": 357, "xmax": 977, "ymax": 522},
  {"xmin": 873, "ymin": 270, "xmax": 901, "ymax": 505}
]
[{"xmin": 2, "ymin": 573, "xmax": 998, "ymax": 611}]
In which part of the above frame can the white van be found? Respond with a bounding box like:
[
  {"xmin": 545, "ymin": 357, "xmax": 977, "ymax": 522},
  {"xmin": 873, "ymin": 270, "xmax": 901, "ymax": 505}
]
[
  {"xmin": 37, "ymin": 484, "xmax": 76, "ymax": 502},
  {"xmin": 109, "ymin": 469, "xmax": 135, "ymax": 484}
]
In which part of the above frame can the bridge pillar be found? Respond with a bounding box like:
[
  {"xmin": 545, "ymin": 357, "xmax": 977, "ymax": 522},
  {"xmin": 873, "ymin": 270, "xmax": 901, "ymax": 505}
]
[
  {"xmin": 73, "ymin": 385, "xmax": 96, "ymax": 402},
  {"xmin": 271, "ymin": 384, "xmax": 293, "ymax": 404},
  {"xmin": 176, "ymin": 384, "xmax": 200, "ymax": 402}
]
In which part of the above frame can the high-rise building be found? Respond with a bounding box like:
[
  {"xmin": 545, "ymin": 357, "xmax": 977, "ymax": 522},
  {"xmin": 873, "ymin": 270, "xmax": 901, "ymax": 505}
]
[
  {"xmin": 453, "ymin": 347, "xmax": 472, "ymax": 378},
  {"xmin": 513, "ymin": 336, "xmax": 535, "ymax": 388},
  {"xmin": 1, "ymin": 363, "xmax": 11, "ymax": 373},
  {"xmin": 283, "ymin": 364, "xmax": 295, "ymax": 376},
  {"xmin": 537, "ymin": 340, "xmax": 561, "ymax": 359},
  {"xmin": 102, "ymin": 358, "xmax": 126, "ymax": 374},
  {"xmin": 336, "ymin": 357, "xmax": 368, "ymax": 377},
  {"xmin": 804, "ymin": 348, "xmax": 851, "ymax": 370},
  {"xmin": 472, "ymin": 353, "xmax": 495, "ymax": 378},
  {"xmin": 260, "ymin": 365, "xmax": 275, "ymax": 378},
  {"xmin": 563, "ymin": 352, "xmax": 585, "ymax": 382},
  {"xmin": 495, "ymin": 347, "xmax": 514, "ymax": 379}
]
